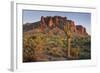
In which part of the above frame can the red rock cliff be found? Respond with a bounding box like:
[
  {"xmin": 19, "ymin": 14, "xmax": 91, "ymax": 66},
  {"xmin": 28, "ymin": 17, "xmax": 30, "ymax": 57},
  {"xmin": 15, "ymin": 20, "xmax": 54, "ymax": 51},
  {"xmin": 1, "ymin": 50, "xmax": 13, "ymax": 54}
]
[{"xmin": 39, "ymin": 16, "xmax": 88, "ymax": 35}]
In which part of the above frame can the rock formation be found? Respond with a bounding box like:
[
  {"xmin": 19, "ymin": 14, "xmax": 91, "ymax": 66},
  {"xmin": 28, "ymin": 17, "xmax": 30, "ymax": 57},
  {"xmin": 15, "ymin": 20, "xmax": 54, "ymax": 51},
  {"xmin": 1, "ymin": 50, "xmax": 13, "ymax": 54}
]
[{"xmin": 39, "ymin": 16, "xmax": 88, "ymax": 36}]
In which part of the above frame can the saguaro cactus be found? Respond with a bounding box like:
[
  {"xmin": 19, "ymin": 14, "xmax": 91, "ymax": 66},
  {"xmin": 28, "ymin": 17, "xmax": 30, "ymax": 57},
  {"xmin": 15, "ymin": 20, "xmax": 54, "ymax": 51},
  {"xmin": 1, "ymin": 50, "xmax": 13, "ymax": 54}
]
[{"xmin": 64, "ymin": 22, "xmax": 72, "ymax": 58}]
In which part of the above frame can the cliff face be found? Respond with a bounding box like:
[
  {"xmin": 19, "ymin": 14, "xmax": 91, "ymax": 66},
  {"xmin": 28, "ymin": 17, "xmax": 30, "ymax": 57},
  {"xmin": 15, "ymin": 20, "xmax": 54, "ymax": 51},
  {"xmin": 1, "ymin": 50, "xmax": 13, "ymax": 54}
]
[
  {"xmin": 39, "ymin": 16, "xmax": 88, "ymax": 36},
  {"xmin": 40, "ymin": 16, "xmax": 66, "ymax": 28},
  {"xmin": 23, "ymin": 16, "xmax": 88, "ymax": 36}
]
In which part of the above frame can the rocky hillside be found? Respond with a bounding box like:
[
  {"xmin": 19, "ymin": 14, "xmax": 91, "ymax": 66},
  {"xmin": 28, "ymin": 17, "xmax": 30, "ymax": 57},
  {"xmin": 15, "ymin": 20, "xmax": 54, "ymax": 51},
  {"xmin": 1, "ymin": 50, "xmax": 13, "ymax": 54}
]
[
  {"xmin": 23, "ymin": 16, "xmax": 91, "ymax": 62},
  {"xmin": 23, "ymin": 16, "xmax": 88, "ymax": 37}
]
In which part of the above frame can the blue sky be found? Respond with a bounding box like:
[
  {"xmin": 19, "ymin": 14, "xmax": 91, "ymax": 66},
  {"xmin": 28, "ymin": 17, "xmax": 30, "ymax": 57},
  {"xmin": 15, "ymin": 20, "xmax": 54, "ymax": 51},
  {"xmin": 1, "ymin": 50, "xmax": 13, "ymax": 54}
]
[{"xmin": 23, "ymin": 10, "xmax": 91, "ymax": 35}]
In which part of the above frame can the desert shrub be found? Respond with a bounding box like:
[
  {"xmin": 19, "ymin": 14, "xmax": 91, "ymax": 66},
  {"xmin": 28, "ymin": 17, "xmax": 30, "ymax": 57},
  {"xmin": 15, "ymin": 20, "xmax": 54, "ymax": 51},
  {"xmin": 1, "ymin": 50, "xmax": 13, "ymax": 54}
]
[
  {"xmin": 23, "ymin": 47, "xmax": 36, "ymax": 62},
  {"xmin": 70, "ymin": 48, "xmax": 80, "ymax": 58},
  {"xmin": 79, "ymin": 52, "xmax": 91, "ymax": 59},
  {"xmin": 44, "ymin": 46, "xmax": 66, "ymax": 58}
]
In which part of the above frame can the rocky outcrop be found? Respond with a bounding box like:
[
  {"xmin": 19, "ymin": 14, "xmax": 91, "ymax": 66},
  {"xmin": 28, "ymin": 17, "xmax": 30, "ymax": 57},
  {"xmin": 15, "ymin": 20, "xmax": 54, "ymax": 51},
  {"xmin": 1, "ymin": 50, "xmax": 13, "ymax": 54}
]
[
  {"xmin": 76, "ymin": 25, "xmax": 88, "ymax": 35},
  {"xmin": 39, "ymin": 16, "xmax": 88, "ymax": 36},
  {"xmin": 23, "ymin": 16, "xmax": 88, "ymax": 36},
  {"xmin": 40, "ymin": 16, "xmax": 66, "ymax": 28}
]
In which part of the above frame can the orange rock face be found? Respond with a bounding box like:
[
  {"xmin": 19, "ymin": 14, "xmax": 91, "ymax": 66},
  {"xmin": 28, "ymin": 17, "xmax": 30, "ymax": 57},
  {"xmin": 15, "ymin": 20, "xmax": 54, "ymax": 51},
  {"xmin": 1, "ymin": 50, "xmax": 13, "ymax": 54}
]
[
  {"xmin": 39, "ymin": 16, "xmax": 88, "ymax": 36},
  {"xmin": 76, "ymin": 25, "xmax": 88, "ymax": 35}
]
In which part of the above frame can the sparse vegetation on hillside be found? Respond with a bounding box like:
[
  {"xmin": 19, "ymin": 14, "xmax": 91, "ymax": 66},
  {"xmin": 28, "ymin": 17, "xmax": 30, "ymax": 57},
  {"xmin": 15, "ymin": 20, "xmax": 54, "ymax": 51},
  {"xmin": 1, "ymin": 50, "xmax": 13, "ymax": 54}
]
[
  {"xmin": 23, "ymin": 27, "xmax": 91, "ymax": 62},
  {"xmin": 23, "ymin": 16, "xmax": 91, "ymax": 62}
]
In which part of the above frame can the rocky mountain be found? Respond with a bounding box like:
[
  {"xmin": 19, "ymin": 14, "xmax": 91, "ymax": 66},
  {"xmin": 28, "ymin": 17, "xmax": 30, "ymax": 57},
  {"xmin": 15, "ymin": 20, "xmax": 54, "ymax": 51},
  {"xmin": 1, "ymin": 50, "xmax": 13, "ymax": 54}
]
[
  {"xmin": 23, "ymin": 16, "xmax": 91, "ymax": 62},
  {"xmin": 23, "ymin": 16, "xmax": 88, "ymax": 37}
]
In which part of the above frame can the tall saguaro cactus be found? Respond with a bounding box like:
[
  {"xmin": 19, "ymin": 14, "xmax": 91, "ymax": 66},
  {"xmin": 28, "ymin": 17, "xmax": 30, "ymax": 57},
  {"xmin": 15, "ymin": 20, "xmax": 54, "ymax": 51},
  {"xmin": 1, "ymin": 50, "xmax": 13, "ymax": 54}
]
[{"xmin": 64, "ymin": 22, "xmax": 72, "ymax": 58}]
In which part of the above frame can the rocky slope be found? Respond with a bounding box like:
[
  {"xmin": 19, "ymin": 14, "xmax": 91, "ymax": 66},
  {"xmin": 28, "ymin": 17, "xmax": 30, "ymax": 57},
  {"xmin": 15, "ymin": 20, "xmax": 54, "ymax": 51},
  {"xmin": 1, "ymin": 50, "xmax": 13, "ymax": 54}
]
[
  {"xmin": 23, "ymin": 16, "xmax": 88, "ymax": 37},
  {"xmin": 23, "ymin": 16, "xmax": 91, "ymax": 62}
]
